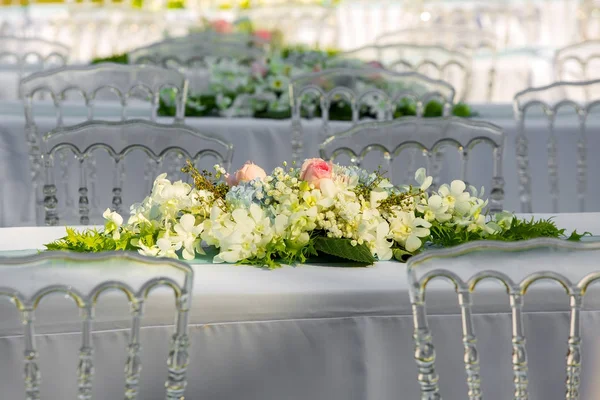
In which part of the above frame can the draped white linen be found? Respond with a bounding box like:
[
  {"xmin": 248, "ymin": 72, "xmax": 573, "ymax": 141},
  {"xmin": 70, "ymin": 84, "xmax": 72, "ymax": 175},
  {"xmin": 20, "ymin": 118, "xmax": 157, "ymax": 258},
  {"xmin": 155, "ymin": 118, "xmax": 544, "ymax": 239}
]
[{"xmin": 0, "ymin": 213, "xmax": 599, "ymax": 400}]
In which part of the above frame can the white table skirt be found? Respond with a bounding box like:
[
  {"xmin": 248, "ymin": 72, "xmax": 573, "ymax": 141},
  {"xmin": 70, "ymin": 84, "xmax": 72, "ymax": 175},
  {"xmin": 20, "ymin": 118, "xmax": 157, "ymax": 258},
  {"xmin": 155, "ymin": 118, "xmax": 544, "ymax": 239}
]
[
  {"xmin": 2, "ymin": 101, "xmax": 600, "ymax": 227},
  {"xmin": 0, "ymin": 213, "xmax": 599, "ymax": 400}
]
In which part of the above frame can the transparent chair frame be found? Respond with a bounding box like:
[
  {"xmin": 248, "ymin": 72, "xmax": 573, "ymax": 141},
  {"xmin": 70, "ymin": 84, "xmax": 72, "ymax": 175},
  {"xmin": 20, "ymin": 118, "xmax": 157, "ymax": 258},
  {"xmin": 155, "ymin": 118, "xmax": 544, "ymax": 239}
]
[
  {"xmin": 407, "ymin": 238, "xmax": 600, "ymax": 400},
  {"xmin": 554, "ymin": 40, "xmax": 600, "ymax": 81},
  {"xmin": 0, "ymin": 36, "xmax": 70, "ymax": 98},
  {"xmin": 0, "ymin": 251, "xmax": 194, "ymax": 400},
  {"xmin": 41, "ymin": 119, "xmax": 233, "ymax": 226},
  {"xmin": 20, "ymin": 63, "xmax": 189, "ymax": 224},
  {"xmin": 335, "ymin": 43, "xmax": 472, "ymax": 102},
  {"xmin": 318, "ymin": 116, "xmax": 505, "ymax": 213},
  {"xmin": 513, "ymin": 79, "xmax": 600, "ymax": 213},
  {"xmin": 289, "ymin": 67, "xmax": 457, "ymax": 163},
  {"xmin": 375, "ymin": 26, "xmax": 497, "ymax": 101}
]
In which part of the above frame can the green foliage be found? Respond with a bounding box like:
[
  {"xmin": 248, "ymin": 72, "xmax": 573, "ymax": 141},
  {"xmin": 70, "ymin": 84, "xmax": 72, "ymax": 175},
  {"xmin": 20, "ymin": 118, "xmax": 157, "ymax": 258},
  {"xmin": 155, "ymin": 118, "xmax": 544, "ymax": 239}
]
[
  {"xmin": 161, "ymin": 92, "xmax": 475, "ymax": 120},
  {"xmin": 91, "ymin": 54, "xmax": 128, "ymax": 65},
  {"xmin": 45, "ymin": 228, "xmax": 118, "ymax": 253},
  {"xmin": 393, "ymin": 248, "xmax": 413, "ymax": 263},
  {"xmin": 313, "ymin": 237, "xmax": 376, "ymax": 264},
  {"xmin": 429, "ymin": 217, "xmax": 589, "ymax": 249}
]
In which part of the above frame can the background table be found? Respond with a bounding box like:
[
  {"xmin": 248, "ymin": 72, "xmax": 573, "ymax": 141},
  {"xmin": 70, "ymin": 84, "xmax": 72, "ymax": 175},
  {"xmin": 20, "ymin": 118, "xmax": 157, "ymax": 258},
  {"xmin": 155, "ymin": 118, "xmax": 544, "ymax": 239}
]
[{"xmin": 0, "ymin": 213, "xmax": 599, "ymax": 400}]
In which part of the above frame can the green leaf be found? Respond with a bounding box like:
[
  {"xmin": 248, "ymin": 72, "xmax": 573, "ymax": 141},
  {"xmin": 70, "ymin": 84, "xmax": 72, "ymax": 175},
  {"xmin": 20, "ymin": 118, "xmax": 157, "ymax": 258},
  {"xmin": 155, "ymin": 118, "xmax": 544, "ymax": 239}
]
[
  {"xmin": 393, "ymin": 248, "xmax": 414, "ymax": 263},
  {"xmin": 567, "ymin": 230, "xmax": 592, "ymax": 241},
  {"xmin": 313, "ymin": 237, "xmax": 375, "ymax": 264}
]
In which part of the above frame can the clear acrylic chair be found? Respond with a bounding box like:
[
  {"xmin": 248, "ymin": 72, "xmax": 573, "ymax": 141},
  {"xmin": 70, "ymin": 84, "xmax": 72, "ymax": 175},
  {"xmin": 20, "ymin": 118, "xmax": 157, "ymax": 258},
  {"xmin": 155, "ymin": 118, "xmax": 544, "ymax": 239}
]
[
  {"xmin": 410, "ymin": 3, "xmax": 541, "ymax": 49},
  {"xmin": 335, "ymin": 44, "xmax": 472, "ymax": 102},
  {"xmin": 513, "ymin": 79, "xmax": 600, "ymax": 213},
  {"xmin": 319, "ymin": 116, "xmax": 505, "ymax": 213},
  {"xmin": 375, "ymin": 26, "xmax": 496, "ymax": 101},
  {"xmin": 554, "ymin": 40, "xmax": 600, "ymax": 81},
  {"xmin": 376, "ymin": 25, "xmax": 497, "ymax": 56},
  {"xmin": 289, "ymin": 67, "xmax": 456, "ymax": 163},
  {"xmin": 20, "ymin": 63, "xmax": 189, "ymax": 225},
  {"xmin": 0, "ymin": 251, "xmax": 194, "ymax": 400},
  {"xmin": 0, "ymin": 36, "xmax": 69, "ymax": 99},
  {"xmin": 42, "ymin": 119, "xmax": 233, "ymax": 226},
  {"xmin": 407, "ymin": 238, "xmax": 600, "ymax": 400}
]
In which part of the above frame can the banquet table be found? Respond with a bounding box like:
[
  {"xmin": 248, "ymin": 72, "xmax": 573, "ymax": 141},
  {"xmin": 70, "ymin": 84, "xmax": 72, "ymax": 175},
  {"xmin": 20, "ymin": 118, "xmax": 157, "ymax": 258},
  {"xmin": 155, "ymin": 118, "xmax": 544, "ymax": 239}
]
[
  {"xmin": 0, "ymin": 213, "xmax": 600, "ymax": 400},
  {"xmin": 2, "ymin": 101, "xmax": 600, "ymax": 227}
]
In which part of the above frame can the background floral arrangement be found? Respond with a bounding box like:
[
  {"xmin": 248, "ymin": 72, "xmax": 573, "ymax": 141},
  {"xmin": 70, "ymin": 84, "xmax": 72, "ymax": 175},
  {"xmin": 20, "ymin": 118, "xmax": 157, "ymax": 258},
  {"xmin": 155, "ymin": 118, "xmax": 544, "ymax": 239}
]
[
  {"xmin": 47, "ymin": 159, "xmax": 586, "ymax": 267},
  {"xmin": 92, "ymin": 38, "xmax": 474, "ymax": 120}
]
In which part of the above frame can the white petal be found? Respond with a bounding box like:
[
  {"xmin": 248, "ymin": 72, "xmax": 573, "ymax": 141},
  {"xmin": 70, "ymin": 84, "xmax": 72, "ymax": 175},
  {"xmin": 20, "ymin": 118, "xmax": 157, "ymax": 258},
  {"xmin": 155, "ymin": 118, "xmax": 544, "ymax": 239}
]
[
  {"xmin": 420, "ymin": 176, "xmax": 433, "ymax": 191},
  {"xmin": 406, "ymin": 235, "xmax": 423, "ymax": 252},
  {"xmin": 450, "ymin": 180, "xmax": 466, "ymax": 194},
  {"xmin": 413, "ymin": 217, "xmax": 432, "ymax": 228},
  {"xmin": 181, "ymin": 246, "xmax": 195, "ymax": 260},
  {"xmin": 179, "ymin": 214, "xmax": 196, "ymax": 232},
  {"xmin": 412, "ymin": 227, "xmax": 431, "ymax": 237},
  {"xmin": 428, "ymin": 195, "xmax": 443, "ymax": 209},
  {"xmin": 249, "ymin": 203, "xmax": 263, "ymax": 222},
  {"xmin": 157, "ymin": 238, "xmax": 171, "ymax": 251},
  {"xmin": 414, "ymin": 168, "xmax": 427, "ymax": 184},
  {"xmin": 319, "ymin": 179, "xmax": 337, "ymax": 198}
]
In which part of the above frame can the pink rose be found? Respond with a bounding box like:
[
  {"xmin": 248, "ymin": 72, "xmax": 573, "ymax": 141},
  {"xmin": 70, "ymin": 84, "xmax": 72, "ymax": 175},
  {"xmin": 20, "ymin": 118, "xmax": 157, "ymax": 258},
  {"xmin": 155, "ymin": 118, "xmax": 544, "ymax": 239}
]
[
  {"xmin": 299, "ymin": 158, "xmax": 333, "ymax": 189},
  {"xmin": 253, "ymin": 29, "xmax": 273, "ymax": 42},
  {"xmin": 225, "ymin": 161, "xmax": 267, "ymax": 186},
  {"xmin": 212, "ymin": 19, "xmax": 233, "ymax": 34}
]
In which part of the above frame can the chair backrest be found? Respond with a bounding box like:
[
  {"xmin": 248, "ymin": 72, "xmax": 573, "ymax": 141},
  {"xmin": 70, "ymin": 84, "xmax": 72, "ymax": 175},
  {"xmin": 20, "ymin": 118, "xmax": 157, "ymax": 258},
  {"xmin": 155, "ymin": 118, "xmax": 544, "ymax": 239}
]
[
  {"xmin": 42, "ymin": 119, "xmax": 233, "ymax": 226},
  {"xmin": 319, "ymin": 116, "xmax": 505, "ymax": 213},
  {"xmin": 0, "ymin": 251, "xmax": 194, "ymax": 400},
  {"xmin": 376, "ymin": 25, "xmax": 497, "ymax": 55},
  {"xmin": 407, "ymin": 238, "xmax": 600, "ymax": 400},
  {"xmin": 20, "ymin": 63, "xmax": 188, "ymax": 126},
  {"xmin": 128, "ymin": 37, "xmax": 266, "ymax": 68},
  {"xmin": 335, "ymin": 44, "xmax": 472, "ymax": 101},
  {"xmin": 0, "ymin": 36, "xmax": 69, "ymax": 70},
  {"xmin": 289, "ymin": 67, "xmax": 456, "ymax": 162},
  {"xmin": 555, "ymin": 40, "xmax": 600, "ymax": 81},
  {"xmin": 414, "ymin": 3, "xmax": 541, "ymax": 48},
  {"xmin": 0, "ymin": 36, "xmax": 69, "ymax": 100},
  {"xmin": 513, "ymin": 79, "xmax": 600, "ymax": 213}
]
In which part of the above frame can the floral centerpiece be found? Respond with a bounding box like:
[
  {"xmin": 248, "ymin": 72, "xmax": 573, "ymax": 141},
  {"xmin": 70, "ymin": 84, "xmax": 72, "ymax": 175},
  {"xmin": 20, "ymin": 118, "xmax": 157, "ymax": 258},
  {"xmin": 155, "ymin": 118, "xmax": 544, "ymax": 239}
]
[{"xmin": 47, "ymin": 160, "xmax": 587, "ymax": 268}]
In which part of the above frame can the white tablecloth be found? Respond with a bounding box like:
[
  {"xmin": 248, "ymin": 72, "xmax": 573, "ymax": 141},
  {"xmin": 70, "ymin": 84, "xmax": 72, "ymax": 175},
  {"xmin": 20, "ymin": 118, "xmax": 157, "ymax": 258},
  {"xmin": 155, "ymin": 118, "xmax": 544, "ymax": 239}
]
[
  {"xmin": 2, "ymin": 101, "xmax": 600, "ymax": 226},
  {"xmin": 0, "ymin": 213, "xmax": 599, "ymax": 400}
]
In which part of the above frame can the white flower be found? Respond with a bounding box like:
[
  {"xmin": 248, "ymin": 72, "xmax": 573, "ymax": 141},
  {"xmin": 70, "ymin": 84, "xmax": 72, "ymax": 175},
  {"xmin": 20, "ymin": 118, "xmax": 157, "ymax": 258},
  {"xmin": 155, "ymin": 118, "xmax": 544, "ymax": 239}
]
[
  {"xmin": 173, "ymin": 214, "xmax": 205, "ymax": 260},
  {"xmin": 494, "ymin": 211, "xmax": 514, "ymax": 230},
  {"xmin": 137, "ymin": 237, "xmax": 180, "ymax": 259},
  {"xmin": 438, "ymin": 180, "xmax": 471, "ymax": 215},
  {"xmin": 415, "ymin": 168, "xmax": 433, "ymax": 191},
  {"xmin": 267, "ymin": 75, "xmax": 290, "ymax": 91},
  {"xmin": 417, "ymin": 195, "xmax": 452, "ymax": 222},
  {"xmin": 374, "ymin": 221, "xmax": 393, "ymax": 260},
  {"xmin": 103, "ymin": 208, "xmax": 123, "ymax": 239},
  {"xmin": 389, "ymin": 211, "xmax": 431, "ymax": 252},
  {"xmin": 156, "ymin": 237, "xmax": 181, "ymax": 259}
]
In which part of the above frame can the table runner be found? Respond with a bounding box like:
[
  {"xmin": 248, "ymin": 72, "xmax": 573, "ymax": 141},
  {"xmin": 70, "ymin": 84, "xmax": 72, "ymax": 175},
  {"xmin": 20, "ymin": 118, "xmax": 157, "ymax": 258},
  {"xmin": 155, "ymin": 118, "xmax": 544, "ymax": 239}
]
[{"xmin": 1, "ymin": 214, "xmax": 600, "ymax": 399}]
